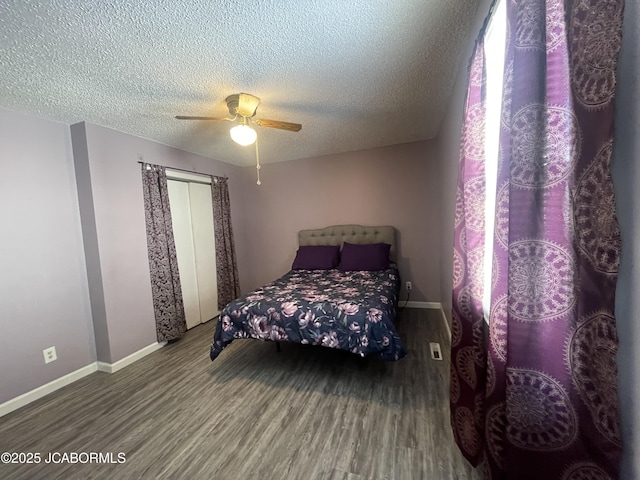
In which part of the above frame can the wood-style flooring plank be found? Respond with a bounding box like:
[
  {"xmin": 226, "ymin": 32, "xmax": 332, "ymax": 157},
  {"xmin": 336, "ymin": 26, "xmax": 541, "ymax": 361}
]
[{"xmin": 0, "ymin": 308, "xmax": 480, "ymax": 480}]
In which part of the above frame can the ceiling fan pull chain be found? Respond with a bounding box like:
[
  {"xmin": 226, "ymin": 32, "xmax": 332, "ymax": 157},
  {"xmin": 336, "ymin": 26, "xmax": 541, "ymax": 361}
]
[{"xmin": 255, "ymin": 137, "xmax": 261, "ymax": 185}]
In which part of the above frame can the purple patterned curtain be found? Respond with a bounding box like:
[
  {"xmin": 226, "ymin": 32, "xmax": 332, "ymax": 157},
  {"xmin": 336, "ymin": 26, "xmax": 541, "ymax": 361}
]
[
  {"xmin": 141, "ymin": 163, "xmax": 187, "ymax": 342},
  {"xmin": 450, "ymin": 34, "xmax": 488, "ymax": 468},
  {"xmin": 211, "ymin": 177, "xmax": 240, "ymax": 309},
  {"xmin": 451, "ymin": 0, "xmax": 625, "ymax": 478}
]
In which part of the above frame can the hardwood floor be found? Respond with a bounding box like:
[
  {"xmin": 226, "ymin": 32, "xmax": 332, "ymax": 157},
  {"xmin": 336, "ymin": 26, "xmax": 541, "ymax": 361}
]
[{"xmin": 0, "ymin": 308, "xmax": 480, "ymax": 480}]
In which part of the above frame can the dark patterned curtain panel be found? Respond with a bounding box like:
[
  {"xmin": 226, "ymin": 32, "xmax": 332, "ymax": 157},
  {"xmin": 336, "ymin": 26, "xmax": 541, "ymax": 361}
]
[
  {"xmin": 451, "ymin": 1, "xmax": 625, "ymax": 478},
  {"xmin": 211, "ymin": 177, "xmax": 240, "ymax": 310},
  {"xmin": 141, "ymin": 163, "xmax": 187, "ymax": 342}
]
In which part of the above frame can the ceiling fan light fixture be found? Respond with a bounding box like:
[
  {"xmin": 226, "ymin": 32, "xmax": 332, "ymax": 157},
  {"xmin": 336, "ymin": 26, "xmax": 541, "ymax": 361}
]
[{"xmin": 229, "ymin": 123, "xmax": 257, "ymax": 146}]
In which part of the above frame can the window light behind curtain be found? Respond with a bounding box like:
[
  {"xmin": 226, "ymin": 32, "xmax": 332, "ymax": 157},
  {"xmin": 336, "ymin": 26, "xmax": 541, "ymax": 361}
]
[{"xmin": 482, "ymin": 0, "xmax": 506, "ymax": 319}]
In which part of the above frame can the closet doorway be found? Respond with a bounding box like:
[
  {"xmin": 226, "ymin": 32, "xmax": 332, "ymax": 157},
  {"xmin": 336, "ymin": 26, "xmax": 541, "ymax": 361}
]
[{"xmin": 166, "ymin": 170, "xmax": 218, "ymax": 329}]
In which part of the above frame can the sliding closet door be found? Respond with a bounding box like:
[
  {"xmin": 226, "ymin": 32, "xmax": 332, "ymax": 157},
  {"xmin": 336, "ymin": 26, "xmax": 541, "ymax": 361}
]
[
  {"xmin": 166, "ymin": 175, "xmax": 219, "ymax": 330},
  {"xmin": 188, "ymin": 183, "xmax": 218, "ymax": 323},
  {"xmin": 167, "ymin": 180, "xmax": 201, "ymax": 329}
]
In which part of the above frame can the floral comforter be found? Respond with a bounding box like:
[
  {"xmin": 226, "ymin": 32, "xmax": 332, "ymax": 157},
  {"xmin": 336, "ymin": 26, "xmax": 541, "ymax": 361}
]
[{"xmin": 210, "ymin": 266, "xmax": 406, "ymax": 361}]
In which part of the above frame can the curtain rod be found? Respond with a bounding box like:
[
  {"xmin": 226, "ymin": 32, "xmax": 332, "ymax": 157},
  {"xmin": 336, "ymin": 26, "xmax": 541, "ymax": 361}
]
[{"xmin": 137, "ymin": 161, "xmax": 228, "ymax": 180}]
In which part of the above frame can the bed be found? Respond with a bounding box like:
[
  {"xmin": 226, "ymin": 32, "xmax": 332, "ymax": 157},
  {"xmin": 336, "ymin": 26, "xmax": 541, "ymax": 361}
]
[{"xmin": 209, "ymin": 225, "xmax": 407, "ymax": 361}]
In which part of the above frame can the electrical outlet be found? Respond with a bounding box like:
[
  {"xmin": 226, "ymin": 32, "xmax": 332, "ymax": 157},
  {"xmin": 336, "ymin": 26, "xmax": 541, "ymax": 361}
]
[
  {"xmin": 43, "ymin": 346, "xmax": 57, "ymax": 364},
  {"xmin": 429, "ymin": 342, "xmax": 443, "ymax": 361},
  {"xmin": 406, "ymin": 281, "xmax": 412, "ymax": 291}
]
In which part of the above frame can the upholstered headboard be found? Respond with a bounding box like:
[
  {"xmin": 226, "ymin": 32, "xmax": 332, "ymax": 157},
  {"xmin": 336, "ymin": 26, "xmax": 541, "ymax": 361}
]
[{"xmin": 298, "ymin": 225, "xmax": 396, "ymax": 261}]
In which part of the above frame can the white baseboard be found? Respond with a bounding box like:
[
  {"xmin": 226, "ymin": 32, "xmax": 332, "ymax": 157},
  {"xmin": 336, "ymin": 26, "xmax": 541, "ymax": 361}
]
[
  {"xmin": 97, "ymin": 342, "xmax": 166, "ymax": 374},
  {"xmin": 0, "ymin": 342, "xmax": 165, "ymax": 418},
  {"xmin": 404, "ymin": 301, "xmax": 442, "ymax": 309},
  {"xmin": 440, "ymin": 307, "xmax": 452, "ymax": 340},
  {"xmin": 0, "ymin": 363, "xmax": 98, "ymax": 418}
]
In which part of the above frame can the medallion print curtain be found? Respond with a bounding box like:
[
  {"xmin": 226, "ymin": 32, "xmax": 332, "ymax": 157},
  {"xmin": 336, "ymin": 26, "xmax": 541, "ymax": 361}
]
[
  {"xmin": 141, "ymin": 163, "xmax": 187, "ymax": 342},
  {"xmin": 450, "ymin": 1, "xmax": 625, "ymax": 479},
  {"xmin": 211, "ymin": 177, "xmax": 240, "ymax": 310},
  {"xmin": 450, "ymin": 33, "xmax": 488, "ymax": 469}
]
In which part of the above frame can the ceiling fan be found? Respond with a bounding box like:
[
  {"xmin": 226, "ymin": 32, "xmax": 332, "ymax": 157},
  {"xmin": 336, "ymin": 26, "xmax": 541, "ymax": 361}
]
[
  {"xmin": 175, "ymin": 93, "xmax": 301, "ymax": 185},
  {"xmin": 176, "ymin": 93, "xmax": 302, "ymax": 145}
]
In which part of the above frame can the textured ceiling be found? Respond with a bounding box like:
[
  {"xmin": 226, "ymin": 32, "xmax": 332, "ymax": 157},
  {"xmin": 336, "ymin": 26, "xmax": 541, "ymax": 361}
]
[{"xmin": 0, "ymin": 0, "xmax": 480, "ymax": 167}]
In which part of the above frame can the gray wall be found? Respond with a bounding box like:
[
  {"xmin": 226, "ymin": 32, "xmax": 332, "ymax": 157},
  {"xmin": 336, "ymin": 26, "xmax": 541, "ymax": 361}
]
[
  {"xmin": 611, "ymin": 0, "xmax": 639, "ymax": 476},
  {"xmin": 0, "ymin": 108, "xmax": 95, "ymax": 403},
  {"xmin": 72, "ymin": 122, "xmax": 247, "ymax": 363},
  {"xmin": 71, "ymin": 123, "xmax": 111, "ymax": 362},
  {"xmin": 239, "ymin": 141, "xmax": 441, "ymax": 302}
]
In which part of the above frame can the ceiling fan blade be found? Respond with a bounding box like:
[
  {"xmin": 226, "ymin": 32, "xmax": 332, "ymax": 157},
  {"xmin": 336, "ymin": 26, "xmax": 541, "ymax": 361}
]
[
  {"xmin": 255, "ymin": 119, "xmax": 302, "ymax": 132},
  {"xmin": 175, "ymin": 115, "xmax": 229, "ymax": 121},
  {"xmin": 236, "ymin": 93, "xmax": 261, "ymax": 117}
]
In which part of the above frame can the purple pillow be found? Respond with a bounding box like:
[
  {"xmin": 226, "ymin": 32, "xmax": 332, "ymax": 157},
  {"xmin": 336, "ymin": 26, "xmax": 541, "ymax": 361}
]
[
  {"xmin": 291, "ymin": 245, "xmax": 340, "ymax": 270},
  {"xmin": 338, "ymin": 242, "xmax": 391, "ymax": 271}
]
